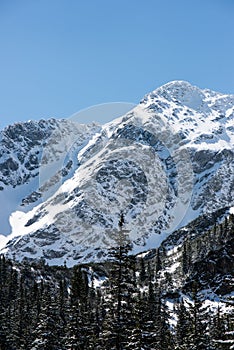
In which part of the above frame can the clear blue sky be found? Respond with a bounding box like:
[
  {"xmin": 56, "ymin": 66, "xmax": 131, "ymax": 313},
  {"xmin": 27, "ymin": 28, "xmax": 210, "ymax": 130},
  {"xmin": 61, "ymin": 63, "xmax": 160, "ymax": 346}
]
[{"xmin": 0, "ymin": 0, "xmax": 233, "ymax": 129}]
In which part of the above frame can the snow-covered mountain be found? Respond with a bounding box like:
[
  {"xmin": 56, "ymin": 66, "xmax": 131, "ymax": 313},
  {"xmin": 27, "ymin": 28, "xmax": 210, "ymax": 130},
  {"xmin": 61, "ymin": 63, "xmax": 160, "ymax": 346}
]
[{"xmin": 0, "ymin": 81, "xmax": 233, "ymax": 266}]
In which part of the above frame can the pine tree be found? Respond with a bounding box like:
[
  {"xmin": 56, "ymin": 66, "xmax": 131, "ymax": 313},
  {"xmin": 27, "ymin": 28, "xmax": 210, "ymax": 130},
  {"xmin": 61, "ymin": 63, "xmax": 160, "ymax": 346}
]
[
  {"xmin": 100, "ymin": 213, "xmax": 135, "ymax": 349},
  {"xmin": 65, "ymin": 266, "xmax": 90, "ymax": 349},
  {"xmin": 154, "ymin": 248, "xmax": 162, "ymax": 274},
  {"xmin": 186, "ymin": 290, "xmax": 210, "ymax": 350},
  {"xmin": 31, "ymin": 285, "xmax": 63, "ymax": 350},
  {"xmin": 125, "ymin": 291, "xmax": 144, "ymax": 350},
  {"xmin": 211, "ymin": 304, "xmax": 234, "ymax": 349},
  {"xmin": 139, "ymin": 257, "xmax": 146, "ymax": 284},
  {"xmin": 175, "ymin": 299, "xmax": 192, "ymax": 349},
  {"xmin": 182, "ymin": 239, "xmax": 192, "ymax": 275}
]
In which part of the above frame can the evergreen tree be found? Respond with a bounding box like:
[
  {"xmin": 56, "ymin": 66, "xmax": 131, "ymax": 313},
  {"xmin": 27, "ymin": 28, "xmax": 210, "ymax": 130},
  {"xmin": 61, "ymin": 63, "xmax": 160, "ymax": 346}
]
[
  {"xmin": 175, "ymin": 299, "xmax": 193, "ymax": 349},
  {"xmin": 154, "ymin": 248, "xmax": 162, "ymax": 274},
  {"xmin": 182, "ymin": 239, "xmax": 192, "ymax": 275},
  {"xmin": 139, "ymin": 257, "xmax": 146, "ymax": 284},
  {"xmin": 100, "ymin": 213, "xmax": 135, "ymax": 349},
  {"xmin": 186, "ymin": 290, "xmax": 210, "ymax": 350},
  {"xmin": 31, "ymin": 285, "xmax": 63, "ymax": 350},
  {"xmin": 65, "ymin": 265, "xmax": 91, "ymax": 349},
  {"xmin": 211, "ymin": 304, "xmax": 234, "ymax": 349}
]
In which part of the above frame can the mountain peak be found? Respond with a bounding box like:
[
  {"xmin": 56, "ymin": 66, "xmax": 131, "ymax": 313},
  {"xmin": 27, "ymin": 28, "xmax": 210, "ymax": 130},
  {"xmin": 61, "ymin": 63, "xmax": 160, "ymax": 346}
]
[
  {"xmin": 140, "ymin": 80, "xmax": 234, "ymax": 119},
  {"xmin": 143, "ymin": 80, "xmax": 207, "ymax": 112},
  {"xmin": 160, "ymin": 80, "xmax": 195, "ymax": 90}
]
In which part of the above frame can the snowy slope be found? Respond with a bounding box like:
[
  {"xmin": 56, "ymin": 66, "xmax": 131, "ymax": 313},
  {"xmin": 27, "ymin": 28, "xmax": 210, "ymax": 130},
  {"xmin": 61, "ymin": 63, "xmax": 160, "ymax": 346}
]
[
  {"xmin": 1, "ymin": 81, "xmax": 233, "ymax": 266},
  {"xmin": 0, "ymin": 119, "xmax": 101, "ymax": 234}
]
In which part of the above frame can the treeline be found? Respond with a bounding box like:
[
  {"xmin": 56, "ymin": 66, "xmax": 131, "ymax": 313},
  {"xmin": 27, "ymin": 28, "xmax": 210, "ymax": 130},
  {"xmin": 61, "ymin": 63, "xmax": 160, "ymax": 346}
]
[{"xmin": 0, "ymin": 214, "xmax": 233, "ymax": 349}]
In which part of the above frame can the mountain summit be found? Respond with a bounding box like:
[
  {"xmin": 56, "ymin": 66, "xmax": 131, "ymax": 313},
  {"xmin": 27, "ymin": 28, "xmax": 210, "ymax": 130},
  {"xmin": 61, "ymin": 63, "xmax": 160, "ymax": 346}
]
[{"xmin": 0, "ymin": 81, "xmax": 233, "ymax": 266}]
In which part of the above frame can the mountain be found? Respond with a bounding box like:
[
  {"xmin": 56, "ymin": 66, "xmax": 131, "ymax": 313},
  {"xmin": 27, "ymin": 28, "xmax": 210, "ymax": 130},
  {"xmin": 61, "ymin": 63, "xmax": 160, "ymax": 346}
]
[{"xmin": 0, "ymin": 81, "xmax": 233, "ymax": 265}]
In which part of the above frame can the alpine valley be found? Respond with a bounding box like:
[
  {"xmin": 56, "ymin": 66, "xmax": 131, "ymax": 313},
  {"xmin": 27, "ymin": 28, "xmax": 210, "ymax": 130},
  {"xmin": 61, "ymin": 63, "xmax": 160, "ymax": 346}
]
[{"xmin": 0, "ymin": 81, "xmax": 233, "ymax": 349}]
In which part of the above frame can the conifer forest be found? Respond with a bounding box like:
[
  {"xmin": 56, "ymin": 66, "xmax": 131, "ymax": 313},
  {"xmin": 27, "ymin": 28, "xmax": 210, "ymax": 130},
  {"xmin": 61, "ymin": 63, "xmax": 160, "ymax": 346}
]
[{"xmin": 0, "ymin": 212, "xmax": 233, "ymax": 349}]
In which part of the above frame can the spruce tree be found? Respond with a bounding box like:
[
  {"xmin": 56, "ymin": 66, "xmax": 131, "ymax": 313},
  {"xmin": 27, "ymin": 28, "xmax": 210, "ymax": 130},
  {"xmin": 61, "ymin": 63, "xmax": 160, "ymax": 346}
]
[
  {"xmin": 101, "ymin": 213, "xmax": 134, "ymax": 349},
  {"xmin": 175, "ymin": 298, "xmax": 192, "ymax": 349}
]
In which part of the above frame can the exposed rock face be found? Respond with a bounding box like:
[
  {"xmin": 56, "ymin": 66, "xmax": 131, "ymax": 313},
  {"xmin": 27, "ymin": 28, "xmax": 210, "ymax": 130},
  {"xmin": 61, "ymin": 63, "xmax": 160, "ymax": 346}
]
[
  {"xmin": 0, "ymin": 118, "xmax": 101, "ymax": 234},
  {"xmin": 0, "ymin": 81, "xmax": 233, "ymax": 265},
  {"xmin": 0, "ymin": 118, "xmax": 101, "ymax": 188},
  {"xmin": 0, "ymin": 119, "xmax": 57, "ymax": 188},
  {"xmin": 191, "ymin": 149, "xmax": 234, "ymax": 212}
]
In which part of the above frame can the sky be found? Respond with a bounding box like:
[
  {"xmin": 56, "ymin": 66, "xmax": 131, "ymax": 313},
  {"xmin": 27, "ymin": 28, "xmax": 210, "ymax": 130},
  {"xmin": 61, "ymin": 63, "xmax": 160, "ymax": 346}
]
[{"xmin": 0, "ymin": 0, "xmax": 234, "ymax": 129}]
